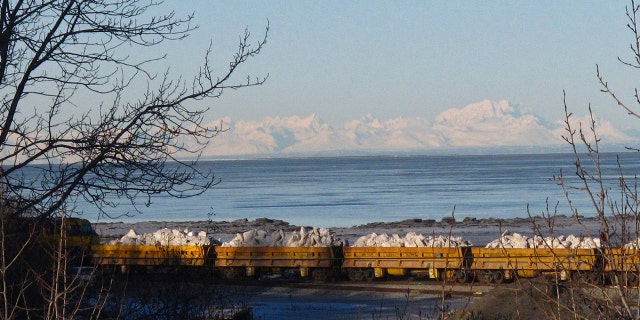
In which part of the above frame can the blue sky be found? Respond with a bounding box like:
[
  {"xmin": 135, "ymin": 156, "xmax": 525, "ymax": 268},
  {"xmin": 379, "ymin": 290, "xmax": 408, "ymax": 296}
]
[{"xmin": 159, "ymin": 1, "xmax": 634, "ymax": 129}]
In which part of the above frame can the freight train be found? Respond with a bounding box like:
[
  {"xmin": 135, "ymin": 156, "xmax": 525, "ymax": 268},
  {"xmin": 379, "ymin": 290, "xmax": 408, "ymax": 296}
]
[
  {"xmin": 76, "ymin": 223, "xmax": 640, "ymax": 286},
  {"xmin": 33, "ymin": 217, "xmax": 640, "ymax": 286}
]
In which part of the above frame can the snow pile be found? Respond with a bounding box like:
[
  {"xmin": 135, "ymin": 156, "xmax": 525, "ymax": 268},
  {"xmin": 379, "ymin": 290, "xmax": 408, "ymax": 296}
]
[
  {"xmin": 221, "ymin": 227, "xmax": 344, "ymax": 247},
  {"xmin": 485, "ymin": 231, "xmax": 601, "ymax": 249},
  {"xmin": 624, "ymin": 239, "xmax": 640, "ymax": 249},
  {"xmin": 353, "ymin": 232, "xmax": 471, "ymax": 247},
  {"xmin": 110, "ymin": 228, "xmax": 215, "ymax": 246}
]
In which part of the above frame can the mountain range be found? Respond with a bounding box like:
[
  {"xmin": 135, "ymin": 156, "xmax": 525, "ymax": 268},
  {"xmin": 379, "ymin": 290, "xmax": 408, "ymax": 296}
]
[{"xmin": 198, "ymin": 100, "xmax": 637, "ymax": 158}]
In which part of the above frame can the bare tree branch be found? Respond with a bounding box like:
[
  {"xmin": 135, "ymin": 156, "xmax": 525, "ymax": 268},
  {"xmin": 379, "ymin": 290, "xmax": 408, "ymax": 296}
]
[{"xmin": 0, "ymin": 1, "xmax": 268, "ymax": 318}]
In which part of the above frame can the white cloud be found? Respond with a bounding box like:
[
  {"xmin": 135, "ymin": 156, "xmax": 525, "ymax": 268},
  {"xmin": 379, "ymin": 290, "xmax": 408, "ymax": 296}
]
[
  {"xmin": 551, "ymin": 113, "xmax": 634, "ymax": 145},
  {"xmin": 198, "ymin": 100, "xmax": 636, "ymax": 158}
]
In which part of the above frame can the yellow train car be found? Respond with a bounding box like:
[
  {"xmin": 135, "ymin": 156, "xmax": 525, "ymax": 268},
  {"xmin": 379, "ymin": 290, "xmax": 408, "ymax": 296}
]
[
  {"xmin": 214, "ymin": 246, "xmax": 341, "ymax": 281},
  {"xmin": 602, "ymin": 248, "xmax": 640, "ymax": 285},
  {"xmin": 41, "ymin": 217, "xmax": 100, "ymax": 250},
  {"xmin": 471, "ymin": 247, "xmax": 600, "ymax": 283},
  {"xmin": 92, "ymin": 244, "xmax": 213, "ymax": 273},
  {"xmin": 603, "ymin": 248, "xmax": 640, "ymax": 271},
  {"xmin": 341, "ymin": 246, "xmax": 471, "ymax": 281}
]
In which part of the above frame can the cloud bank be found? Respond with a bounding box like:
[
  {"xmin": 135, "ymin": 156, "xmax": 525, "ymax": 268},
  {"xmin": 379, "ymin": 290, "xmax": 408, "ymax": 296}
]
[{"xmin": 199, "ymin": 100, "xmax": 636, "ymax": 158}]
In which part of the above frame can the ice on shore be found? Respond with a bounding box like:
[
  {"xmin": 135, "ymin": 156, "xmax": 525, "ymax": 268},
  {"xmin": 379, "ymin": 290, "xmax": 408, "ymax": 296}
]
[
  {"xmin": 485, "ymin": 231, "xmax": 601, "ymax": 249},
  {"xmin": 110, "ymin": 228, "xmax": 217, "ymax": 246},
  {"xmin": 353, "ymin": 232, "xmax": 471, "ymax": 247},
  {"xmin": 221, "ymin": 227, "xmax": 345, "ymax": 247}
]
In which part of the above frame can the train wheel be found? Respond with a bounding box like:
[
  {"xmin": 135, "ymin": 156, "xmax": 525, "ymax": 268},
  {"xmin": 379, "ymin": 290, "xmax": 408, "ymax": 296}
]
[
  {"xmin": 620, "ymin": 272, "xmax": 639, "ymax": 287},
  {"xmin": 347, "ymin": 269, "xmax": 360, "ymax": 281},
  {"xmin": 573, "ymin": 271, "xmax": 598, "ymax": 285},
  {"xmin": 454, "ymin": 270, "xmax": 468, "ymax": 283},
  {"xmin": 571, "ymin": 271, "xmax": 585, "ymax": 284},
  {"xmin": 585, "ymin": 272, "xmax": 600, "ymax": 285},
  {"xmin": 479, "ymin": 271, "xmax": 493, "ymax": 283},
  {"xmin": 312, "ymin": 269, "xmax": 328, "ymax": 282},
  {"xmin": 628, "ymin": 273, "xmax": 639, "ymax": 287},
  {"xmin": 364, "ymin": 269, "xmax": 375, "ymax": 282},
  {"xmin": 492, "ymin": 271, "xmax": 505, "ymax": 284},
  {"xmin": 222, "ymin": 267, "xmax": 241, "ymax": 280},
  {"xmin": 443, "ymin": 270, "xmax": 457, "ymax": 283}
]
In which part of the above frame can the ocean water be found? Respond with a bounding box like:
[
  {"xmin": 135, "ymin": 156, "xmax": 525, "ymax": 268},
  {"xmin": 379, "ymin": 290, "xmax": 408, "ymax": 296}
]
[{"xmin": 78, "ymin": 152, "xmax": 640, "ymax": 228}]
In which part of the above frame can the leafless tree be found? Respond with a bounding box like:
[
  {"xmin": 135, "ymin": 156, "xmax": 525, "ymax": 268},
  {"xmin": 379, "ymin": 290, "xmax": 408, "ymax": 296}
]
[
  {"xmin": 459, "ymin": 1, "xmax": 640, "ymax": 319},
  {"xmin": 0, "ymin": 0, "xmax": 267, "ymax": 220},
  {"xmin": 0, "ymin": 0, "xmax": 267, "ymax": 318},
  {"xmin": 550, "ymin": 0, "xmax": 640, "ymax": 318}
]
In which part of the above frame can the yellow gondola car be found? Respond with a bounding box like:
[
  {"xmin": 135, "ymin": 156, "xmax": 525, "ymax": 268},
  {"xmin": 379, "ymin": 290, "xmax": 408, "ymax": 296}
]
[
  {"xmin": 341, "ymin": 246, "xmax": 472, "ymax": 281},
  {"xmin": 41, "ymin": 217, "xmax": 100, "ymax": 250},
  {"xmin": 214, "ymin": 246, "xmax": 341, "ymax": 281},
  {"xmin": 471, "ymin": 247, "xmax": 600, "ymax": 283},
  {"xmin": 92, "ymin": 243, "xmax": 214, "ymax": 273}
]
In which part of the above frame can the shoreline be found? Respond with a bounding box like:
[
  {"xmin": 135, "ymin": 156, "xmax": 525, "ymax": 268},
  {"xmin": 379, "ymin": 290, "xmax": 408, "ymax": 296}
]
[{"xmin": 94, "ymin": 215, "xmax": 604, "ymax": 246}]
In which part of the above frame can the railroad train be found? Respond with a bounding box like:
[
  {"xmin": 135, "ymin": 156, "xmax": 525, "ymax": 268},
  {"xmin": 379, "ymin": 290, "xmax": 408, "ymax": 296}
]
[{"xmin": 41, "ymin": 218, "xmax": 640, "ymax": 286}]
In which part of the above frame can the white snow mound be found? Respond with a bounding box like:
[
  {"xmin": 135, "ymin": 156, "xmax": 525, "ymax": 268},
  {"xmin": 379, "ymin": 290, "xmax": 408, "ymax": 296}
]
[
  {"xmin": 110, "ymin": 228, "xmax": 216, "ymax": 246},
  {"xmin": 353, "ymin": 232, "xmax": 471, "ymax": 247},
  {"xmin": 485, "ymin": 231, "xmax": 600, "ymax": 249},
  {"xmin": 624, "ymin": 238, "xmax": 640, "ymax": 249},
  {"xmin": 221, "ymin": 227, "xmax": 344, "ymax": 247}
]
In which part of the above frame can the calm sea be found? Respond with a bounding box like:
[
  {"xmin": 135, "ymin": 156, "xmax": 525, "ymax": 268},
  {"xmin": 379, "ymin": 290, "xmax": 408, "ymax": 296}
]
[{"xmin": 77, "ymin": 152, "xmax": 640, "ymax": 228}]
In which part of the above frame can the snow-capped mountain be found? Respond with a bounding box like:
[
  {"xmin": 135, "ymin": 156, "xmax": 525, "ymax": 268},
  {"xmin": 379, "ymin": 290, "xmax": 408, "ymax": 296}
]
[
  {"xmin": 432, "ymin": 100, "xmax": 559, "ymax": 147},
  {"xmin": 199, "ymin": 100, "xmax": 635, "ymax": 158}
]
